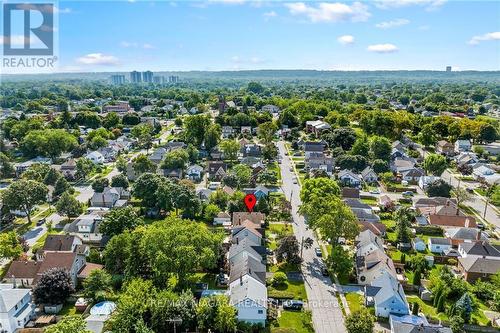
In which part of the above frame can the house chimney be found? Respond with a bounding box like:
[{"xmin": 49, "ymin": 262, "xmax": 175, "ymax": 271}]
[
  {"xmin": 465, "ymin": 218, "xmax": 470, "ymax": 228},
  {"xmin": 236, "ymin": 237, "xmax": 239, "ymax": 245}
]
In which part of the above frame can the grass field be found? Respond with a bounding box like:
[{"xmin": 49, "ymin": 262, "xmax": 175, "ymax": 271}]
[
  {"xmin": 345, "ymin": 292, "xmax": 363, "ymax": 313},
  {"xmin": 268, "ymin": 280, "xmax": 308, "ymax": 300},
  {"xmin": 271, "ymin": 310, "xmax": 314, "ymax": 333}
]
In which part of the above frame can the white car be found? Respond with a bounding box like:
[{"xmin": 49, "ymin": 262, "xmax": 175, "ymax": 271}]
[{"xmin": 370, "ymin": 189, "xmax": 380, "ymax": 194}]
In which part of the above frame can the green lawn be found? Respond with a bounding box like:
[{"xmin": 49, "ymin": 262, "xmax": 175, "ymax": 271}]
[
  {"xmin": 361, "ymin": 197, "xmax": 378, "ymax": 206},
  {"xmin": 271, "ymin": 310, "xmax": 314, "ymax": 333},
  {"xmin": 268, "ymin": 280, "xmax": 308, "ymax": 300},
  {"xmin": 345, "ymin": 293, "xmax": 363, "ymax": 313}
]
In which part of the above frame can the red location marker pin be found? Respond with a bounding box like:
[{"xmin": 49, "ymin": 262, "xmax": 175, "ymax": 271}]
[{"xmin": 244, "ymin": 194, "xmax": 257, "ymax": 212}]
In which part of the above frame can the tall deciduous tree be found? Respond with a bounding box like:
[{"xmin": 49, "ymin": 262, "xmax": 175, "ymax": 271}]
[
  {"xmin": 0, "ymin": 231, "xmax": 23, "ymax": 261},
  {"xmin": 423, "ymin": 154, "xmax": 448, "ymax": 176},
  {"xmin": 2, "ymin": 179, "xmax": 48, "ymax": 224},
  {"xmin": 33, "ymin": 268, "xmax": 74, "ymax": 305},
  {"xmin": 219, "ymin": 139, "xmax": 239, "ymax": 161},
  {"xmin": 345, "ymin": 308, "xmax": 375, "ymax": 333},
  {"xmin": 56, "ymin": 192, "xmax": 83, "ymax": 220},
  {"xmin": 100, "ymin": 206, "xmax": 143, "ymax": 237}
]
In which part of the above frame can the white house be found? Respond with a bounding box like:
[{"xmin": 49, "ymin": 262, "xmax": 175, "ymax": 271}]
[
  {"xmin": 427, "ymin": 238, "xmax": 452, "ymax": 254},
  {"xmin": 366, "ymin": 272, "xmax": 409, "ymax": 318},
  {"xmin": 186, "ymin": 164, "xmax": 203, "ymax": 181},
  {"xmin": 455, "ymin": 139, "xmax": 472, "ymax": 153},
  {"xmin": 229, "ymin": 275, "xmax": 267, "ymax": 326},
  {"xmin": 418, "ymin": 176, "xmax": 441, "ymax": 190},
  {"xmin": 338, "ymin": 169, "xmax": 362, "ymax": 187},
  {"xmin": 86, "ymin": 151, "xmax": 105, "ymax": 164},
  {"xmin": 0, "ymin": 284, "xmax": 36, "ymax": 333},
  {"xmin": 213, "ymin": 212, "xmax": 231, "ymax": 227},
  {"xmin": 361, "ymin": 167, "xmax": 378, "ymax": 183}
]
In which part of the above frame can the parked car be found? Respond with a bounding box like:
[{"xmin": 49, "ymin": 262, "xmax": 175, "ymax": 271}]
[
  {"xmin": 402, "ymin": 191, "xmax": 414, "ymax": 197},
  {"xmin": 476, "ymin": 222, "xmax": 485, "ymax": 230},
  {"xmin": 36, "ymin": 218, "xmax": 46, "ymax": 226},
  {"xmin": 283, "ymin": 300, "xmax": 304, "ymax": 310},
  {"xmin": 315, "ymin": 248, "xmax": 322, "ymax": 257},
  {"xmin": 369, "ymin": 189, "xmax": 380, "ymax": 194},
  {"xmin": 466, "ymin": 187, "xmax": 474, "ymax": 193},
  {"xmin": 321, "ymin": 266, "xmax": 329, "ymax": 276}
]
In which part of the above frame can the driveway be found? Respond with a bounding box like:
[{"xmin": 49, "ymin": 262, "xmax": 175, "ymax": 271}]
[{"xmin": 277, "ymin": 141, "xmax": 346, "ymax": 333}]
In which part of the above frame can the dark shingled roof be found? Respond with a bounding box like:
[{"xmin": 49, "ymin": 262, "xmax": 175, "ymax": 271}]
[{"xmin": 42, "ymin": 235, "xmax": 78, "ymax": 252}]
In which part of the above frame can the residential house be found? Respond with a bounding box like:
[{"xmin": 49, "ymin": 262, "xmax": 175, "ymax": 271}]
[
  {"xmin": 90, "ymin": 187, "xmax": 129, "ymax": 208},
  {"xmin": 229, "ymin": 274, "xmax": 267, "ymax": 326},
  {"xmin": 473, "ymin": 165, "xmax": 500, "ymax": 185},
  {"xmin": 159, "ymin": 168, "xmax": 183, "ymax": 179},
  {"xmin": 399, "ymin": 167, "xmax": 424, "ymax": 183},
  {"xmin": 232, "ymin": 212, "xmax": 266, "ymax": 228},
  {"xmin": 229, "ymin": 255, "xmax": 266, "ymax": 286},
  {"xmin": 126, "ymin": 162, "xmax": 138, "ymax": 181},
  {"xmin": 428, "ymin": 238, "xmax": 452, "ymax": 254},
  {"xmin": 361, "ymin": 167, "xmax": 378, "ymax": 183},
  {"xmin": 412, "ymin": 237, "xmax": 426, "ymax": 252},
  {"xmin": 241, "ymin": 144, "xmax": 262, "ymax": 158},
  {"xmin": 0, "ymin": 284, "xmax": 36, "ymax": 333},
  {"xmin": 86, "ymin": 151, "xmax": 105, "ymax": 164},
  {"xmin": 186, "ymin": 164, "xmax": 203, "ymax": 181},
  {"xmin": 36, "ymin": 235, "xmax": 86, "ymax": 261},
  {"xmin": 455, "ymin": 139, "xmax": 472, "ymax": 153},
  {"xmin": 241, "ymin": 126, "xmax": 252, "ymax": 134},
  {"xmin": 305, "ymin": 152, "xmax": 334, "ymax": 175},
  {"xmin": 303, "ymin": 142, "xmax": 325, "ymax": 158},
  {"xmin": 436, "ymin": 140, "xmax": 455, "ymax": 156},
  {"xmin": 213, "ymin": 212, "xmax": 231, "ymax": 227},
  {"xmin": 356, "ymin": 248, "xmax": 396, "ymax": 285},
  {"xmin": 458, "ymin": 241, "xmax": 500, "ymax": 260},
  {"xmin": 102, "ymin": 102, "xmax": 129, "ymax": 113},
  {"xmin": 64, "ymin": 213, "xmax": 105, "ymax": 245},
  {"xmin": 445, "ymin": 227, "xmax": 487, "ymax": 246},
  {"xmin": 338, "ymin": 169, "xmax": 362, "ymax": 187},
  {"xmin": 261, "ymin": 105, "xmax": 280, "ymax": 114},
  {"xmin": 227, "ymin": 239, "xmax": 266, "ymax": 266},
  {"xmin": 149, "ymin": 147, "xmax": 167, "ymax": 165},
  {"xmin": 232, "ymin": 221, "xmax": 263, "ymax": 246},
  {"xmin": 222, "ymin": 126, "xmax": 235, "ymax": 138},
  {"xmin": 60, "ymin": 158, "xmax": 77, "ymax": 179},
  {"xmin": 390, "ymin": 148, "xmax": 406, "ymax": 161},
  {"xmin": 418, "ymin": 176, "xmax": 441, "ymax": 190},
  {"xmin": 243, "ymin": 186, "xmax": 270, "ymax": 200},
  {"xmin": 414, "ymin": 197, "xmax": 457, "ymax": 209},
  {"xmin": 356, "ymin": 230, "xmax": 385, "ymax": 257},
  {"xmin": 392, "ymin": 141, "xmax": 406, "ymax": 152},
  {"xmin": 365, "ymin": 272, "xmax": 409, "ymax": 318},
  {"xmin": 97, "ymin": 146, "xmax": 119, "ymax": 163},
  {"xmin": 207, "ymin": 161, "xmax": 227, "ymax": 181},
  {"xmin": 344, "ymin": 199, "xmax": 381, "ymax": 223},
  {"xmin": 455, "ymin": 152, "xmax": 479, "ymax": 167},
  {"xmin": 358, "ymin": 222, "xmax": 387, "ymax": 237},
  {"xmin": 391, "ymin": 158, "xmax": 414, "ymax": 173},
  {"xmin": 342, "ymin": 187, "xmax": 360, "ymax": 199},
  {"xmin": 378, "ymin": 195, "xmax": 394, "ymax": 211},
  {"xmin": 165, "ymin": 141, "xmax": 187, "ymax": 152},
  {"xmin": 389, "ymin": 315, "xmax": 452, "ymax": 333},
  {"xmin": 6, "ymin": 252, "xmax": 86, "ymax": 288},
  {"xmin": 305, "ymin": 120, "xmax": 331, "ymax": 136},
  {"xmin": 15, "ymin": 157, "xmax": 52, "ymax": 175},
  {"xmin": 197, "ymin": 188, "xmax": 213, "ymax": 202},
  {"xmin": 458, "ymin": 257, "xmax": 500, "ymax": 283}
]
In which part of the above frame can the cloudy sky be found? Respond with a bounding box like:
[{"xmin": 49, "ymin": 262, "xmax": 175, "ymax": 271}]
[{"xmin": 4, "ymin": 0, "xmax": 500, "ymax": 72}]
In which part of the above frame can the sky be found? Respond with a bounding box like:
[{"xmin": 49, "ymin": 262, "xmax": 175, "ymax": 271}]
[{"xmin": 3, "ymin": 0, "xmax": 500, "ymax": 72}]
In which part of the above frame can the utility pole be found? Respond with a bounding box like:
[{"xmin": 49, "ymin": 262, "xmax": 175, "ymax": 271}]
[{"xmin": 483, "ymin": 197, "xmax": 489, "ymax": 219}]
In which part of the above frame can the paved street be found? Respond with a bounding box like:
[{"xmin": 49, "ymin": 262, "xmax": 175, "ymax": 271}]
[
  {"xmin": 441, "ymin": 169, "xmax": 500, "ymax": 229},
  {"xmin": 277, "ymin": 141, "xmax": 346, "ymax": 333}
]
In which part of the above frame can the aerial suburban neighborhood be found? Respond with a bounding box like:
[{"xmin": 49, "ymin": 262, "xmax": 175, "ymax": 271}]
[{"xmin": 1, "ymin": 1, "xmax": 499, "ymax": 333}]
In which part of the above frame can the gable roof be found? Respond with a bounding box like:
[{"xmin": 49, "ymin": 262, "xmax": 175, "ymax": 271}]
[
  {"xmin": 5, "ymin": 261, "xmax": 41, "ymax": 279},
  {"xmin": 42, "ymin": 235, "xmax": 79, "ymax": 252},
  {"xmin": 36, "ymin": 252, "xmax": 78, "ymax": 279},
  {"xmin": 459, "ymin": 257, "xmax": 500, "ymax": 275},
  {"xmin": 230, "ymin": 275, "xmax": 267, "ymax": 308},
  {"xmin": 358, "ymin": 222, "xmax": 387, "ymax": 237},
  {"xmin": 229, "ymin": 255, "xmax": 266, "ymax": 285},
  {"xmin": 459, "ymin": 241, "xmax": 500, "ymax": 257},
  {"xmin": 371, "ymin": 271, "xmax": 408, "ymax": 312},
  {"xmin": 0, "ymin": 284, "xmax": 31, "ymax": 312},
  {"xmin": 428, "ymin": 238, "xmax": 451, "ymax": 245},
  {"xmin": 446, "ymin": 227, "xmax": 486, "ymax": 241},
  {"xmin": 232, "ymin": 212, "xmax": 265, "ymax": 227}
]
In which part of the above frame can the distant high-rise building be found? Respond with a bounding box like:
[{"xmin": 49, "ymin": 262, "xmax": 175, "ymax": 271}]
[
  {"xmin": 110, "ymin": 74, "xmax": 126, "ymax": 85},
  {"xmin": 446, "ymin": 66, "xmax": 452, "ymax": 72},
  {"xmin": 143, "ymin": 71, "xmax": 154, "ymax": 83},
  {"xmin": 153, "ymin": 76, "xmax": 165, "ymax": 84},
  {"xmin": 130, "ymin": 71, "xmax": 142, "ymax": 83},
  {"xmin": 168, "ymin": 75, "xmax": 179, "ymax": 83}
]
